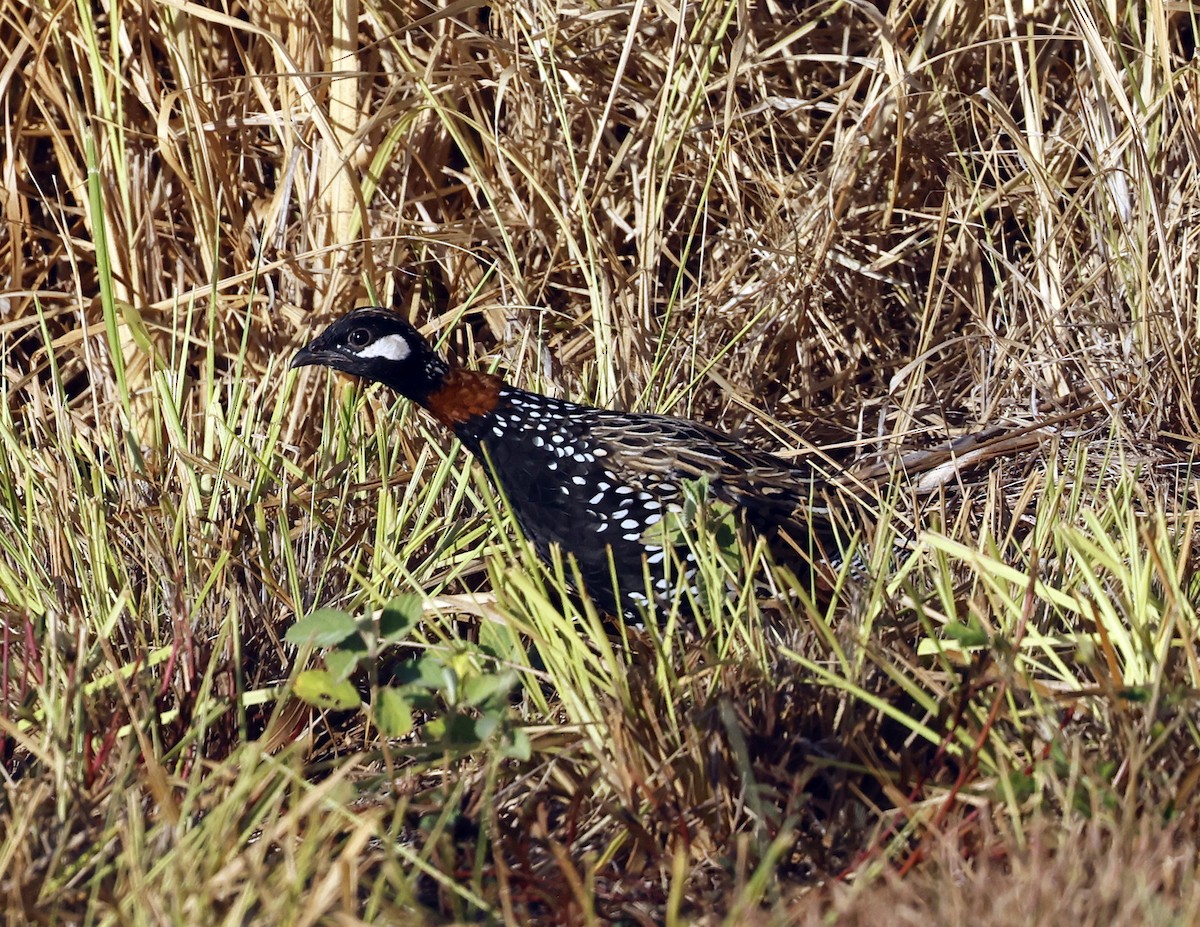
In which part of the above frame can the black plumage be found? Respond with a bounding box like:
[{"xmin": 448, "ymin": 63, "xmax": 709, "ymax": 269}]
[{"xmin": 292, "ymin": 307, "xmax": 849, "ymax": 616}]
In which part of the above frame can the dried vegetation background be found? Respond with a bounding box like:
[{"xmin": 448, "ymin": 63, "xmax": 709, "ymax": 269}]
[{"xmin": 2, "ymin": 0, "xmax": 1200, "ymax": 923}]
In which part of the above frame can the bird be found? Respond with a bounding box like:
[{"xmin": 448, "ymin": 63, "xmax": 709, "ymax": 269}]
[{"xmin": 291, "ymin": 307, "xmax": 850, "ymax": 618}]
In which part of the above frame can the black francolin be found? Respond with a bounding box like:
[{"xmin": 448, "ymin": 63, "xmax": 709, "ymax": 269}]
[{"xmin": 292, "ymin": 307, "xmax": 847, "ymax": 616}]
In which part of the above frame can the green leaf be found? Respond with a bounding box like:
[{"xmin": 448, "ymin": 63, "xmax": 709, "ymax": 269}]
[
  {"xmin": 417, "ymin": 655, "xmax": 455, "ymax": 693},
  {"xmin": 376, "ymin": 687, "xmax": 414, "ymax": 737},
  {"xmin": 681, "ymin": 476, "xmax": 710, "ymax": 520},
  {"xmin": 942, "ymin": 621, "xmax": 990, "ymax": 648},
  {"xmin": 463, "ymin": 670, "xmax": 518, "ymax": 710},
  {"xmin": 286, "ymin": 608, "xmax": 358, "ymax": 648},
  {"xmin": 425, "ymin": 713, "xmax": 479, "ymax": 746},
  {"xmin": 474, "ymin": 714, "xmax": 500, "ymax": 741},
  {"xmin": 379, "ymin": 595, "xmax": 423, "ymax": 642},
  {"xmin": 405, "ymin": 691, "xmax": 437, "ymax": 711},
  {"xmin": 387, "ymin": 658, "xmax": 424, "ymax": 687},
  {"xmin": 423, "ymin": 716, "xmax": 447, "ymax": 741},
  {"xmin": 444, "ymin": 713, "xmax": 480, "ymax": 744},
  {"xmin": 293, "ymin": 670, "xmax": 360, "ymax": 710},
  {"xmin": 325, "ymin": 647, "xmax": 362, "ymax": 681},
  {"xmin": 502, "ymin": 728, "xmax": 532, "ymax": 761}
]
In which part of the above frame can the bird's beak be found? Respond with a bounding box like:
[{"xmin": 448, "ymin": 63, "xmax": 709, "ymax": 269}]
[{"xmin": 290, "ymin": 341, "xmax": 322, "ymax": 370}]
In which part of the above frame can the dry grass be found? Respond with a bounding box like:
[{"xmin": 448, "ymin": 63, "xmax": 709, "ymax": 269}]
[
  {"xmin": 2, "ymin": 0, "xmax": 1199, "ymax": 923},
  {"xmin": 786, "ymin": 815, "xmax": 1200, "ymax": 927}
]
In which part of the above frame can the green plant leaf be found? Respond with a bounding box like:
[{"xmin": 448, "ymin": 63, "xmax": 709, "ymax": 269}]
[
  {"xmin": 463, "ymin": 670, "xmax": 518, "ymax": 710},
  {"xmin": 325, "ymin": 647, "xmax": 362, "ymax": 681},
  {"xmin": 502, "ymin": 728, "xmax": 532, "ymax": 761},
  {"xmin": 425, "ymin": 713, "xmax": 479, "ymax": 746},
  {"xmin": 376, "ymin": 687, "xmax": 414, "ymax": 737},
  {"xmin": 423, "ymin": 716, "xmax": 446, "ymax": 741},
  {"xmin": 417, "ymin": 655, "xmax": 454, "ymax": 692},
  {"xmin": 942, "ymin": 621, "xmax": 990, "ymax": 648},
  {"xmin": 474, "ymin": 714, "xmax": 499, "ymax": 741},
  {"xmin": 387, "ymin": 658, "xmax": 424, "ymax": 687},
  {"xmin": 445, "ymin": 713, "xmax": 480, "ymax": 744},
  {"xmin": 293, "ymin": 670, "xmax": 360, "ymax": 710},
  {"xmin": 380, "ymin": 595, "xmax": 423, "ymax": 642},
  {"xmin": 286, "ymin": 608, "xmax": 358, "ymax": 648}
]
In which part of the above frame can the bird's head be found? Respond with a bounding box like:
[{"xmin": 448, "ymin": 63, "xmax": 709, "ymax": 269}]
[{"xmin": 290, "ymin": 307, "xmax": 450, "ymax": 401}]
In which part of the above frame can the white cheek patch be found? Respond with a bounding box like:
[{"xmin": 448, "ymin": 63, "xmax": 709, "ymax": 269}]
[{"xmin": 357, "ymin": 334, "xmax": 411, "ymax": 361}]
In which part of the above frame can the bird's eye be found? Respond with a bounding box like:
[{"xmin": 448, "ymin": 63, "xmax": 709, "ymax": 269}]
[{"xmin": 347, "ymin": 328, "xmax": 371, "ymax": 348}]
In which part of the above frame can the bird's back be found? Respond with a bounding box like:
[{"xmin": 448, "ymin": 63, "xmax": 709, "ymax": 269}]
[{"xmin": 452, "ymin": 385, "xmax": 845, "ymax": 614}]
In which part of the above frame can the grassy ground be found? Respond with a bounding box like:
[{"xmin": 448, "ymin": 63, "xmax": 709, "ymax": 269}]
[{"xmin": 2, "ymin": 0, "xmax": 1199, "ymax": 923}]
